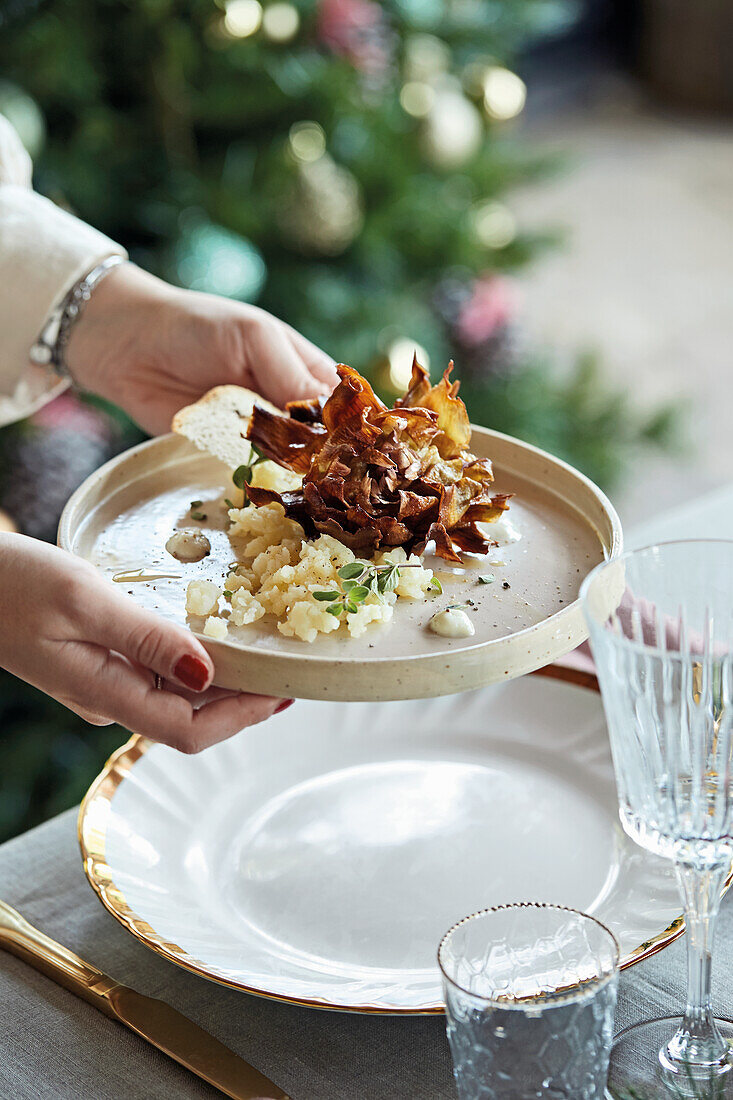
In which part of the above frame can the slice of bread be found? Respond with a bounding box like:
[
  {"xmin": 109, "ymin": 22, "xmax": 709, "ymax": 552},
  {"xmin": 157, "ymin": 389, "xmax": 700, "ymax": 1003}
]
[{"xmin": 171, "ymin": 385, "xmax": 280, "ymax": 471}]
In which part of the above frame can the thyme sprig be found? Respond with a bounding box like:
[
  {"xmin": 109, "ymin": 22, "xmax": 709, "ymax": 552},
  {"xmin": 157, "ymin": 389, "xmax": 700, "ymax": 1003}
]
[
  {"xmin": 313, "ymin": 559, "xmax": 426, "ymax": 619},
  {"xmin": 232, "ymin": 444, "xmax": 267, "ymax": 504}
]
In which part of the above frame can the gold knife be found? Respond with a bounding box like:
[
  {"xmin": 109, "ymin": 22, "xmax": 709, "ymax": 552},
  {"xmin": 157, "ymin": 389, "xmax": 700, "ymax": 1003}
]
[{"xmin": 0, "ymin": 900, "xmax": 290, "ymax": 1100}]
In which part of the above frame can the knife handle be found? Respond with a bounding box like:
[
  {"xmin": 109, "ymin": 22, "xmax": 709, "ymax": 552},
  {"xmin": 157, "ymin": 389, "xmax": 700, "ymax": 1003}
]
[{"xmin": 0, "ymin": 899, "xmax": 119, "ymax": 1018}]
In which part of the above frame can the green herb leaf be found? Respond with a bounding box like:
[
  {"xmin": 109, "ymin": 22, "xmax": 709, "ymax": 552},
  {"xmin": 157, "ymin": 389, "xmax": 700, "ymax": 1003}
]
[
  {"xmin": 190, "ymin": 511, "xmax": 207, "ymax": 521},
  {"xmin": 348, "ymin": 584, "xmax": 370, "ymax": 603},
  {"xmin": 345, "ymin": 600, "xmax": 358, "ymax": 614},
  {"xmin": 338, "ymin": 561, "xmax": 367, "ymax": 581},
  {"xmin": 447, "ymin": 603, "xmax": 467, "ymax": 611},
  {"xmin": 326, "ymin": 602, "xmax": 344, "ymax": 616},
  {"xmin": 232, "ymin": 465, "xmax": 252, "ymax": 489},
  {"xmin": 313, "ymin": 590, "xmax": 339, "ymax": 601},
  {"xmin": 380, "ymin": 564, "xmax": 400, "ymax": 593},
  {"xmin": 190, "ymin": 500, "xmax": 203, "ymax": 509},
  {"xmin": 224, "ymin": 498, "xmax": 235, "ymax": 509},
  {"xmin": 251, "ymin": 444, "xmax": 266, "ymax": 461},
  {"xmin": 478, "ymin": 574, "xmax": 495, "ymax": 585},
  {"xmin": 428, "ymin": 577, "xmax": 442, "ymax": 594},
  {"xmin": 223, "ymin": 590, "xmax": 233, "ymax": 600}
]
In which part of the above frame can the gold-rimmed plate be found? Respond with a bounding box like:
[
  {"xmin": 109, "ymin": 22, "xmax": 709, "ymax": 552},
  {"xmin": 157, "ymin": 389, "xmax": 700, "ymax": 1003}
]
[
  {"xmin": 79, "ymin": 674, "xmax": 684, "ymax": 1014},
  {"xmin": 59, "ymin": 428, "xmax": 621, "ymax": 701}
]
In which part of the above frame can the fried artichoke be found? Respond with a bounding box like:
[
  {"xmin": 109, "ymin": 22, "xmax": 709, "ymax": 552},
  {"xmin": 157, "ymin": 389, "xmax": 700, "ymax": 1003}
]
[{"xmin": 245, "ymin": 357, "xmax": 510, "ymax": 562}]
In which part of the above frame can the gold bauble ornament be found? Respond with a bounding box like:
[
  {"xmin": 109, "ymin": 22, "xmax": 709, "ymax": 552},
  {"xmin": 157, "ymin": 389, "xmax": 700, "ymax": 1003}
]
[
  {"xmin": 421, "ymin": 88, "xmax": 483, "ymax": 169},
  {"xmin": 278, "ymin": 154, "xmax": 363, "ymax": 256}
]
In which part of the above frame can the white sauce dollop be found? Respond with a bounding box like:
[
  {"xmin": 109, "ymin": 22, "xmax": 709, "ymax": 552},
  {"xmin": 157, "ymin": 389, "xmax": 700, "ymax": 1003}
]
[
  {"xmin": 429, "ymin": 607, "xmax": 475, "ymax": 638},
  {"xmin": 166, "ymin": 528, "xmax": 211, "ymax": 563},
  {"xmin": 483, "ymin": 514, "xmax": 521, "ymax": 546}
]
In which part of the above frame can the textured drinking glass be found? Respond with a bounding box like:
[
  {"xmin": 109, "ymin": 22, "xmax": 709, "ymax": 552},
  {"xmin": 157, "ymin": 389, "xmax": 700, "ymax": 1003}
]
[
  {"xmin": 582, "ymin": 540, "xmax": 733, "ymax": 1098},
  {"xmin": 438, "ymin": 904, "xmax": 619, "ymax": 1099}
]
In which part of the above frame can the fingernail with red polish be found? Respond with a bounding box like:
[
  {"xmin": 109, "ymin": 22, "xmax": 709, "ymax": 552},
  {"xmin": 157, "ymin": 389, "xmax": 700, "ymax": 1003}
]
[
  {"xmin": 174, "ymin": 654, "xmax": 210, "ymax": 692},
  {"xmin": 275, "ymin": 699, "xmax": 295, "ymax": 714}
]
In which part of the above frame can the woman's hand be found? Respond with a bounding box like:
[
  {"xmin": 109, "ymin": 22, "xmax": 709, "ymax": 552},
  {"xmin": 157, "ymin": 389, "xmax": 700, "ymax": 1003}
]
[
  {"xmin": 0, "ymin": 533, "xmax": 291, "ymax": 751},
  {"xmin": 66, "ymin": 263, "xmax": 338, "ymax": 435}
]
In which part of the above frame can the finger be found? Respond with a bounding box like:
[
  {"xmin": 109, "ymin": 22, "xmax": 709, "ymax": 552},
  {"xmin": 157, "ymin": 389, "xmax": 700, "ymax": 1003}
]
[
  {"xmin": 152, "ymin": 679, "xmax": 248, "ymax": 708},
  {"xmin": 249, "ymin": 321, "xmax": 330, "ymax": 406},
  {"xmin": 77, "ymin": 578, "xmax": 215, "ymax": 693},
  {"xmin": 282, "ymin": 324, "xmax": 339, "ymax": 390},
  {"xmin": 58, "ymin": 644, "xmax": 292, "ymax": 752},
  {"xmin": 65, "ymin": 703, "xmax": 115, "ymax": 727}
]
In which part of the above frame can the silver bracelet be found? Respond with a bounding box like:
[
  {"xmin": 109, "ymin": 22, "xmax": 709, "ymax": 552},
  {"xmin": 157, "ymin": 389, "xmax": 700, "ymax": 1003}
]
[{"xmin": 30, "ymin": 255, "xmax": 127, "ymax": 381}]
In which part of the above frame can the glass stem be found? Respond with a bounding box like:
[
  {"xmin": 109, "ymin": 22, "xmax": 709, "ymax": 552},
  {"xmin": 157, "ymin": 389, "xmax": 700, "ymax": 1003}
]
[{"xmin": 663, "ymin": 860, "xmax": 729, "ymax": 1073}]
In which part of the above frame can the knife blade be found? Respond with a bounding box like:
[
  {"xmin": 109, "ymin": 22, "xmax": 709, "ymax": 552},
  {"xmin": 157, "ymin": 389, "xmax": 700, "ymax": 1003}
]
[{"xmin": 0, "ymin": 900, "xmax": 290, "ymax": 1100}]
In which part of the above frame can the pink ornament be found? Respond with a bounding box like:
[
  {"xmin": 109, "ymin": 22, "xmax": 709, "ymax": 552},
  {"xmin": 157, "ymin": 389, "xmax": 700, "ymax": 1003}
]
[
  {"xmin": 32, "ymin": 391, "xmax": 112, "ymax": 444},
  {"xmin": 456, "ymin": 275, "xmax": 519, "ymax": 347},
  {"xmin": 316, "ymin": 0, "xmax": 389, "ymax": 78}
]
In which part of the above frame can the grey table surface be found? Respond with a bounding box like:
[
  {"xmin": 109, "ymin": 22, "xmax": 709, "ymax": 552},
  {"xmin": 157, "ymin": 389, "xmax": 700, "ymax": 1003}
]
[
  {"xmin": 1, "ymin": 806, "xmax": 732, "ymax": 1100},
  {"xmin": 4, "ymin": 494, "xmax": 733, "ymax": 1100}
]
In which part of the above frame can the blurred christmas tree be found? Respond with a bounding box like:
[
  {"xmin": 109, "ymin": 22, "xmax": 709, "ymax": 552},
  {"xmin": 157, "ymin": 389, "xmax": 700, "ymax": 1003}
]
[
  {"xmin": 0, "ymin": 0, "xmax": 678, "ymax": 839},
  {"xmin": 0, "ymin": 0, "xmax": 676, "ymax": 493}
]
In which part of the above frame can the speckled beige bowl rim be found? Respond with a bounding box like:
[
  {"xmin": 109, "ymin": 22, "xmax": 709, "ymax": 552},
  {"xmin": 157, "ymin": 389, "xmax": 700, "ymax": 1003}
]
[{"xmin": 58, "ymin": 427, "xmax": 623, "ymax": 700}]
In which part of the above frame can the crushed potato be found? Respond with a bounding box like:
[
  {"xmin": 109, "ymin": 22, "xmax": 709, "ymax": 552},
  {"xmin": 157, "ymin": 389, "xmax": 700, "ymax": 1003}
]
[
  {"xmin": 185, "ymin": 578, "xmax": 222, "ymax": 617},
  {"xmin": 188, "ymin": 501, "xmax": 435, "ymax": 643},
  {"xmin": 250, "ymin": 460, "xmax": 302, "ymax": 495},
  {"xmin": 203, "ymin": 615, "xmax": 228, "ymax": 640}
]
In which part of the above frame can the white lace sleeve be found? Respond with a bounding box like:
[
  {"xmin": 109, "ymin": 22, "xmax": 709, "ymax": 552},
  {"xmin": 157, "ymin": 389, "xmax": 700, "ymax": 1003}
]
[{"xmin": 0, "ymin": 115, "xmax": 127, "ymax": 426}]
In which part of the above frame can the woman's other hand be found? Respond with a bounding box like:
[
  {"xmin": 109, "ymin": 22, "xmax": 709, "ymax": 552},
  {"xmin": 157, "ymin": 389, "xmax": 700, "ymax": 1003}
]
[
  {"xmin": 0, "ymin": 533, "xmax": 291, "ymax": 750},
  {"xmin": 65, "ymin": 263, "xmax": 338, "ymax": 435}
]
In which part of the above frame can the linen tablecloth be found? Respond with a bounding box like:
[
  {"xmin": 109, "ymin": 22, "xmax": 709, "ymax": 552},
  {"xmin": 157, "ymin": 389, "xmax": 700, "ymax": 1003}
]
[
  {"xmin": 1, "ymin": 807, "xmax": 732, "ymax": 1100},
  {"xmin": 3, "ymin": 488, "xmax": 733, "ymax": 1099}
]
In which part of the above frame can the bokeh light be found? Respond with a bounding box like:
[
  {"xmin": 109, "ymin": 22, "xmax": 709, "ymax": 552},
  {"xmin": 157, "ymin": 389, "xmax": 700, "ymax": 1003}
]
[
  {"xmin": 262, "ymin": 3, "xmax": 300, "ymax": 42},
  {"xmin": 403, "ymin": 33, "xmax": 450, "ymax": 81},
  {"xmin": 176, "ymin": 221, "xmax": 266, "ymax": 301},
  {"xmin": 387, "ymin": 338, "xmax": 430, "ymax": 393},
  {"xmin": 471, "ymin": 201, "xmax": 517, "ymax": 249},
  {"xmin": 483, "ymin": 67, "xmax": 527, "ymax": 121},
  {"xmin": 0, "ymin": 80, "xmax": 45, "ymax": 158},
  {"xmin": 224, "ymin": 0, "xmax": 262, "ymax": 38},
  {"xmin": 289, "ymin": 121, "xmax": 326, "ymax": 163},
  {"xmin": 400, "ymin": 81, "xmax": 435, "ymax": 118}
]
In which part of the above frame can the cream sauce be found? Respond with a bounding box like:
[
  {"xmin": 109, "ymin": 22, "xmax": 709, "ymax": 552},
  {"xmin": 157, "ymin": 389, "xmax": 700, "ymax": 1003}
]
[
  {"xmin": 166, "ymin": 528, "xmax": 211, "ymax": 563},
  {"xmin": 482, "ymin": 514, "xmax": 522, "ymax": 546},
  {"xmin": 429, "ymin": 607, "xmax": 475, "ymax": 638}
]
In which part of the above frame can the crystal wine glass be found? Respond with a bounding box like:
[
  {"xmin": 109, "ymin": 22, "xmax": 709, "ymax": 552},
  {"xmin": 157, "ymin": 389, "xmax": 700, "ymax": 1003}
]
[{"xmin": 581, "ymin": 540, "xmax": 733, "ymax": 1097}]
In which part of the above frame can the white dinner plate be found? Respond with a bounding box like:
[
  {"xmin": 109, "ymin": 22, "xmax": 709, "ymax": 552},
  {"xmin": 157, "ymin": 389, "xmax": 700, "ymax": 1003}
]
[
  {"xmin": 59, "ymin": 428, "xmax": 621, "ymax": 701},
  {"xmin": 79, "ymin": 674, "xmax": 684, "ymax": 1013}
]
